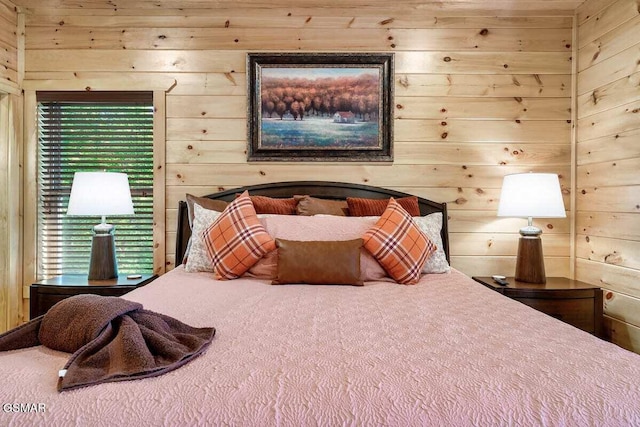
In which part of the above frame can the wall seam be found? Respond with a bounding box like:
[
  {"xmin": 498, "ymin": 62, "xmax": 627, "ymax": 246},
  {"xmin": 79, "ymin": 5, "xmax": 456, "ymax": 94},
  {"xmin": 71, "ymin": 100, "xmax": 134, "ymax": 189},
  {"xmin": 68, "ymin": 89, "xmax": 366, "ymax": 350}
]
[{"xmin": 570, "ymin": 14, "xmax": 579, "ymax": 279}]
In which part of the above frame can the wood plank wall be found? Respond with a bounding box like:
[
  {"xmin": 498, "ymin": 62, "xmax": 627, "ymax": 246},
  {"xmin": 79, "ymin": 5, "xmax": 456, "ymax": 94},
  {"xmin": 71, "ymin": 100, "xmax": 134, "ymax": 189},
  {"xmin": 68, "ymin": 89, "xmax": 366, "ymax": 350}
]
[
  {"xmin": 576, "ymin": 0, "xmax": 640, "ymax": 352},
  {"xmin": 20, "ymin": 6, "xmax": 574, "ymax": 280},
  {"xmin": 0, "ymin": 0, "xmax": 22, "ymax": 331},
  {"xmin": 0, "ymin": 0, "xmax": 18, "ymax": 90}
]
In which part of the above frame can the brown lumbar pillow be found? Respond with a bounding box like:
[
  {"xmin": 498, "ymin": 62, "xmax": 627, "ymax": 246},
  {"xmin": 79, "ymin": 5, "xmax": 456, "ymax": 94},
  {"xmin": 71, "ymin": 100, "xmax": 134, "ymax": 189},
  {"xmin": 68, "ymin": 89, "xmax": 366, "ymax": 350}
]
[
  {"xmin": 186, "ymin": 194, "xmax": 228, "ymax": 228},
  {"xmin": 272, "ymin": 238, "xmax": 364, "ymax": 286},
  {"xmin": 294, "ymin": 195, "xmax": 349, "ymax": 216}
]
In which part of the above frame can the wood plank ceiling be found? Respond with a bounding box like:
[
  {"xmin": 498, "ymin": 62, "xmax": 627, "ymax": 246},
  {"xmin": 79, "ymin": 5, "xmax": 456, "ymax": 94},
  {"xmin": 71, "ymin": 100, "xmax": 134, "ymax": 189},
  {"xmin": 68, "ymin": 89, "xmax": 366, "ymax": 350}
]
[{"xmin": 11, "ymin": 0, "xmax": 587, "ymax": 16}]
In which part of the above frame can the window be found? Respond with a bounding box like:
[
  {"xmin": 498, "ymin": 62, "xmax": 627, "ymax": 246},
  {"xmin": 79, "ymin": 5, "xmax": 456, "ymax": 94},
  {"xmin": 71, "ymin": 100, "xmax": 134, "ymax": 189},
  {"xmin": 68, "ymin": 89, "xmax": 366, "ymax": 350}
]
[{"xmin": 37, "ymin": 91, "xmax": 154, "ymax": 277}]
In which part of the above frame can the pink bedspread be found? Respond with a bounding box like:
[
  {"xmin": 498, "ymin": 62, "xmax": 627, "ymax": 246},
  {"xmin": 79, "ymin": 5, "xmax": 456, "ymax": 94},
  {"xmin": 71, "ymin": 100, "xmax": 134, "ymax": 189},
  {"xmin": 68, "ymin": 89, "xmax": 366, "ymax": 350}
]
[{"xmin": 2, "ymin": 267, "xmax": 639, "ymax": 425}]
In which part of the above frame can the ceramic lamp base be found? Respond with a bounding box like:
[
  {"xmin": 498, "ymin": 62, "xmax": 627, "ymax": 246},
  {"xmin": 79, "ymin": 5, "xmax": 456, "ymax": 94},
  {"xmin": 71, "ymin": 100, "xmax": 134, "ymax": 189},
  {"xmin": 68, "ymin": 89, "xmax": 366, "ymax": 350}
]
[
  {"xmin": 88, "ymin": 226, "xmax": 118, "ymax": 280},
  {"xmin": 515, "ymin": 236, "xmax": 546, "ymax": 284}
]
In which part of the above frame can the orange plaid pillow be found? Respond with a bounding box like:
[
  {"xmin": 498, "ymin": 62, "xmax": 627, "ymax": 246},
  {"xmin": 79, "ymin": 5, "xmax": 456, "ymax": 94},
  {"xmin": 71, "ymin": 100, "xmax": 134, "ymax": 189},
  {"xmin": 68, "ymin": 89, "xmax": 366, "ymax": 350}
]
[
  {"xmin": 203, "ymin": 191, "xmax": 276, "ymax": 280},
  {"xmin": 362, "ymin": 198, "xmax": 436, "ymax": 284}
]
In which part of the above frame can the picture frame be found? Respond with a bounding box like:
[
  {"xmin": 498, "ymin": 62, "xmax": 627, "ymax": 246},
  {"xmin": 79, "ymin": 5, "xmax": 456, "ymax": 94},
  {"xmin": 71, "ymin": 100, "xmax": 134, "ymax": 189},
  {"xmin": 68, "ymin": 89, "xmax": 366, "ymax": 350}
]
[{"xmin": 247, "ymin": 52, "xmax": 394, "ymax": 162}]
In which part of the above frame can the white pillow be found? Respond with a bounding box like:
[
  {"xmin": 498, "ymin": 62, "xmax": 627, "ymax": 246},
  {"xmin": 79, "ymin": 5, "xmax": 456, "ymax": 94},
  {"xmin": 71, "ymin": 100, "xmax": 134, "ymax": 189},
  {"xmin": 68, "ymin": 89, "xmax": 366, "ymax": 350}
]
[
  {"xmin": 413, "ymin": 212, "xmax": 450, "ymax": 274},
  {"xmin": 184, "ymin": 203, "xmax": 222, "ymax": 273}
]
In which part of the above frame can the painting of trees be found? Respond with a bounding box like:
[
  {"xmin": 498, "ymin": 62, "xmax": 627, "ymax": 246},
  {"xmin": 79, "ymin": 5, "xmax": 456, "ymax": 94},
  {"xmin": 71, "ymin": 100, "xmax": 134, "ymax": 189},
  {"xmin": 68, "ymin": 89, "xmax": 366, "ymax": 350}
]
[
  {"xmin": 260, "ymin": 69, "xmax": 380, "ymax": 121},
  {"xmin": 247, "ymin": 53, "xmax": 393, "ymax": 162}
]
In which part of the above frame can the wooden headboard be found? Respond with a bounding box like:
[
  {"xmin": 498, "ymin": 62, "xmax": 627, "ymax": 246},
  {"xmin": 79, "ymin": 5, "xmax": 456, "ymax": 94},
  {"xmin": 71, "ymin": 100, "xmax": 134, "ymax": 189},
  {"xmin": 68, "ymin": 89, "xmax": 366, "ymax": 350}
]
[{"xmin": 175, "ymin": 181, "xmax": 449, "ymax": 264}]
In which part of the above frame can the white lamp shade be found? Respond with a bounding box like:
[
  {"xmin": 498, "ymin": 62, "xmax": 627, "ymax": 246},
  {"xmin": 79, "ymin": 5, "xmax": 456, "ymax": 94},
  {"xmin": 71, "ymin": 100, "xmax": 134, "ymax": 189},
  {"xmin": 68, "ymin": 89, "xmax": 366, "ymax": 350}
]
[
  {"xmin": 67, "ymin": 172, "xmax": 135, "ymax": 216},
  {"xmin": 497, "ymin": 173, "xmax": 566, "ymax": 218}
]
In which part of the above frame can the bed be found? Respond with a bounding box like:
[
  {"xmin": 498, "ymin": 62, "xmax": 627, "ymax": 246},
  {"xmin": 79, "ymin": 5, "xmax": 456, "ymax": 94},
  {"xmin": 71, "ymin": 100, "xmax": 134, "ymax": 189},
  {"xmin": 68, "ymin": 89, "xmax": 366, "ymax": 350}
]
[{"xmin": 1, "ymin": 181, "xmax": 639, "ymax": 426}]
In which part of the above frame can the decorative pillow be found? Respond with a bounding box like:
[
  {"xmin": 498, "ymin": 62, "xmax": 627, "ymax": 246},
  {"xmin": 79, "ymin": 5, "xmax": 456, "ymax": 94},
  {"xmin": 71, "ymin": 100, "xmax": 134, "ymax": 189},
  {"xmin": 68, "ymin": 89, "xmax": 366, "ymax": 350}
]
[
  {"xmin": 347, "ymin": 196, "xmax": 421, "ymax": 217},
  {"xmin": 413, "ymin": 212, "xmax": 451, "ymax": 274},
  {"xmin": 294, "ymin": 195, "xmax": 348, "ymax": 216},
  {"xmin": 202, "ymin": 191, "xmax": 276, "ymax": 280},
  {"xmin": 182, "ymin": 194, "xmax": 228, "ymax": 264},
  {"xmin": 245, "ymin": 215, "xmax": 389, "ymax": 282},
  {"xmin": 362, "ymin": 198, "xmax": 436, "ymax": 285},
  {"xmin": 249, "ymin": 195, "xmax": 297, "ymax": 215},
  {"xmin": 272, "ymin": 239, "xmax": 364, "ymax": 286},
  {"xmin": 184, "ymin": 204, "xmax": 223, "ymax": 272},
  {"xmin": 186, "ymin": 194, "xmax": 228, "ymax": 229}
]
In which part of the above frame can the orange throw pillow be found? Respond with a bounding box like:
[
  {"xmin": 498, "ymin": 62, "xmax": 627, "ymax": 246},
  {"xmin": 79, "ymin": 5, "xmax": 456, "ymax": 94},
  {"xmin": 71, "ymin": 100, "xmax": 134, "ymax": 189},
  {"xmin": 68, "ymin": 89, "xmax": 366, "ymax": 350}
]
[
  {"xmin": 362, "ymin": 198, "xmax": 436, "ymax": 284},
  {"xmin": 347, "ymin": 196, "xmax": 420, "ymax": 217},
  {"xmin": 250, "ymin": 195, "xmax": 297, "ymax": 215},
  {"xmin": 203, "ymin": 191, "xmax": 276, "ymax": 279}
]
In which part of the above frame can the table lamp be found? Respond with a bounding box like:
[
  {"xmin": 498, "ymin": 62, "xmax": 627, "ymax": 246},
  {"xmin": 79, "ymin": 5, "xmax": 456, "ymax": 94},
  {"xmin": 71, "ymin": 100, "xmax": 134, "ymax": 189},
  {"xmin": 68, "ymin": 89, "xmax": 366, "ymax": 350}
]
[
  {"xmin": 67, "ymin": 172, "xmax": 134, "ymax": 280},
  {"xmin": 497, "ymin": 173, "xmax": 566, "ymax": 284}
]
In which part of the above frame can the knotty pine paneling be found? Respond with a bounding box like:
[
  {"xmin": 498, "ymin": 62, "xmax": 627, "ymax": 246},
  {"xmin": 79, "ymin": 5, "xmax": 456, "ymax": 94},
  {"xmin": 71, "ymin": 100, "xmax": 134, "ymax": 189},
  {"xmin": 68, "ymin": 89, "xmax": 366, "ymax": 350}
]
[
  {"xmin": 577, "ymin": 43, "xmax": 640, "ymax": 95},
  {"xmin": 576, "ymin": 0, "xmax": 624, "ymax": 25},
  {"xmin": 0, "ymin": 94, "xmax": 9, "ymax": 331},
  {"xmin": 576, "ymin": 234, "xmax": 640, "ymax": 270},
  {"xmin": 0, "ymin": 0, "xmax": 18, "ymax": 89},
  {"xmin": 449, "ymin": 211, "xmax": 570, "ymax": 233},
  {"xmin": 452, "ymin": 233, "xmax": 569, "ymax": 257},
  {"xmin": 578, "ymin": 14, "xmax": 640, "ymax": 72},
  {"xmin": 577, "ymin": 0, "xmax": 640, "ymax": 49},
  {"xmin": 0, "ymin": 0, "xmax": 23, "ymax": 332},
  {"xmin": 26, "ymin": 50, "xmax": 573, "ymax": 74},
  {"xmin": 576, "ymin": 71, "xmax": 640, "ymax": 119},
  {"xmin": 577, "ymin": 100, "xmax": 640, "ymax": 141},
  {"xmin": 166, "ymin": 140, "xmax": 571, "ymax": 166},
  {"xmin": 577, "ymin": 158, "xmax": 640, "ymax": 187},
  {"xmin": 395, "ymin": 74, "xmax": 572, "ymax": 97},
  {"xmin": 25, "ymin": 13, "xmax": 574, "ymax": 29},
  {"xmin": 14, "ymin": 1, "xmax": 584, "ymax": 16},
  {"xmin": 604, "ymin": 316, "xmax": 640, "ymax": 352},
  {"xmin": 577, "ymin": 128, "xmax": 640, "ymax": 165},
  {"xmin": 577, "ymin": 0, "xmax": 640, "ymax": 353},
  {"xmin": 25, "ymin": 27, "xmax": 573, "ymax": 52},
  {"xmin": 0, "ymin": 0, "xmax": 16, "ymax": 25},
  {"xmin": 576, "ymin": 211, "xmax": 640, "ymax": 241},
  {"xmin": 21, "ymin": 6, "xmax": 572, "ymax": 280},
  {"xmin": 397, "ymin": 97, "xmax": 571, "ymax": 120},
  {"xmin": 577, "ymin": 258, "xmax": 640, "ymax": 296},
  {"xmin": 576, "ymin": 186, "xmax": 640, "ymax": 213}
]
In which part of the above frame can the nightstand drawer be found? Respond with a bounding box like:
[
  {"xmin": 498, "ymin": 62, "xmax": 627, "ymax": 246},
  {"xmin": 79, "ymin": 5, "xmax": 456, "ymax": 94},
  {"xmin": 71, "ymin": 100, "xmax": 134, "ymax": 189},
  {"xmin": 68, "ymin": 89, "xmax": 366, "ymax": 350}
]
[
  {"xmin": 512, "ymin": 297, "xmax": 595, "ymax": 333},
  {"xmin": 30, "ymin": 292, "xmax": 69, "ymax": 320},
  {"xmin": 30, "ymin": 274, "xmax": 157, "ymax": 319},
  {"xmin": 30, "ymin": 286, "xmax": 141, "ymax": 319}
]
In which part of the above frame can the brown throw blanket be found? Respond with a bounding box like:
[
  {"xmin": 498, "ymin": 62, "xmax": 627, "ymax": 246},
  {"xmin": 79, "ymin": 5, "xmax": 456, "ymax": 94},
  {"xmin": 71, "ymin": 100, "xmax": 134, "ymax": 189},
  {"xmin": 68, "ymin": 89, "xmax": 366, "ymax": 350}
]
[{"xmin": 0, "ymin": 294, "xmax": 215, "ymax": 392}]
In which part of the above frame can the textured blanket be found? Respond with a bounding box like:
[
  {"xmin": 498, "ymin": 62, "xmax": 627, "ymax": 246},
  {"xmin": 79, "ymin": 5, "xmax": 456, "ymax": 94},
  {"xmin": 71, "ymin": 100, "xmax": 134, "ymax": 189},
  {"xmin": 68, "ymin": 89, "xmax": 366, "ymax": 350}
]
[
  {"xmin": 2, "ymin": 268, "xmax": 640, "ymax": 425},
  {"xmin": 0, "ymin": 294, "xmax": 215, "ymax": 392}
]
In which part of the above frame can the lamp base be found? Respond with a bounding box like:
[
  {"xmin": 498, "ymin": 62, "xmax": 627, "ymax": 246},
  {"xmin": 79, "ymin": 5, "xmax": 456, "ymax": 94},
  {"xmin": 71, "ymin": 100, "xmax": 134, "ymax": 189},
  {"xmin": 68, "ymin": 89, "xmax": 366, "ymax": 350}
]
[
  {"xmin": 88, "ymin": 225, "xmax": 118, "ymax": 280},
  {"xmin": 515, "ymin": 236, "xmax": 546, "ymax": 284}
]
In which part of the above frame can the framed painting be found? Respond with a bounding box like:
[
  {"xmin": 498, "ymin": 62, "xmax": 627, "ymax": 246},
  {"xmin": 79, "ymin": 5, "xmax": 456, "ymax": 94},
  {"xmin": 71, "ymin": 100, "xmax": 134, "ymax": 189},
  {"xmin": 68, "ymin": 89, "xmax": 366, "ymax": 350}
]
[{"xmin": 247, "ymin": 52, "xmax": 394, "ymax": 162}]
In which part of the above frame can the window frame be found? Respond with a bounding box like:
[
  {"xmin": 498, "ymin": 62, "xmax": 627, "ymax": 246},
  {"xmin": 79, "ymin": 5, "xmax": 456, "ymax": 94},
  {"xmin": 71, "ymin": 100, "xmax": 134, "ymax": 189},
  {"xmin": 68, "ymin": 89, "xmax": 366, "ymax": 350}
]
[
  {"xmin": 24, "ymin": 88, "xmax": 166, "ymax": 285},
  {"xmin": 36, "ymin": 91, "xmax": 155, "ymax": 277}
]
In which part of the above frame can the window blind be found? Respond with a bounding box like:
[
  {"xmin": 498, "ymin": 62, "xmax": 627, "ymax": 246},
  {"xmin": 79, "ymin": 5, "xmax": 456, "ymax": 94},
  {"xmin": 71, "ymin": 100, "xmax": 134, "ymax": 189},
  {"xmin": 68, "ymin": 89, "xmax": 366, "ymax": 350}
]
[{"xmin": 37, "ymin": 91, "xmax": 154, "ymax": 277}]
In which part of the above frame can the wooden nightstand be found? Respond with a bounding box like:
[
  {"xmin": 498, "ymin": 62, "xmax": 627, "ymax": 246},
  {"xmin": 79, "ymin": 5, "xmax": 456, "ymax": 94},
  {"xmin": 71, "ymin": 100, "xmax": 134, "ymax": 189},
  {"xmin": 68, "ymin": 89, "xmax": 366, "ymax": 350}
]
[
  {"xmin": 472, "ymin": 276, "xmax": 603, "ymax": 337},
  {"xmin": 30, "ymin": 274, "xmax": 158, "ymax": 319}
]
